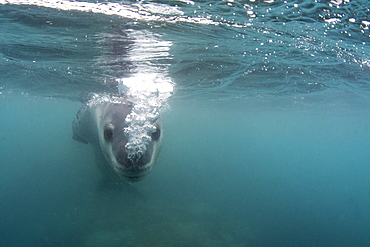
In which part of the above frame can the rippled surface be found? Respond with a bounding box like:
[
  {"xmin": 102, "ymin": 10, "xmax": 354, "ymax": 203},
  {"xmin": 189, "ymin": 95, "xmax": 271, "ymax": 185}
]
[{"xmin": 1, "ymin": 0, "xmax": 369, "ymax": 101}]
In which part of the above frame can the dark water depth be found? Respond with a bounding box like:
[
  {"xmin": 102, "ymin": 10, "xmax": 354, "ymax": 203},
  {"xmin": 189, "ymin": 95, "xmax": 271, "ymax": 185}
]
[{"xmin": 1, "ymin": 94, "xmax": 370, "ymax": 246}]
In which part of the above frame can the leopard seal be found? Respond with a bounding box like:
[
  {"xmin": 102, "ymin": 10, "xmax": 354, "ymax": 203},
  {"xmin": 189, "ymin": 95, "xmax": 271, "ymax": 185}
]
[{"xmin": 72, "ymin": 95, "xmax": 163, "ymax": 182}]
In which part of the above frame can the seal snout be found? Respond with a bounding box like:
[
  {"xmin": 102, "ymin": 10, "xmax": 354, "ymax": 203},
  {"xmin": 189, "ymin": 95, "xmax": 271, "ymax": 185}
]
[
  {"xmin": 114, "ymin": 146, "xmax": 153, "ymax": 182},
  {"xmin": 116, "ymin": 145, "xmax": 152, "ymax": 169}
]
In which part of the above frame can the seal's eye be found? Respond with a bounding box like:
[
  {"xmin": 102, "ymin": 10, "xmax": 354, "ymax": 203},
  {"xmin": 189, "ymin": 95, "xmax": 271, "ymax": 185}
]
[
  {"xmin": 104, "ymin": 125, "xmax": 114, "ymax": 141},
  {"xmin": 151, "ymin": 128, "xmax": 161, "ymax": 141}
]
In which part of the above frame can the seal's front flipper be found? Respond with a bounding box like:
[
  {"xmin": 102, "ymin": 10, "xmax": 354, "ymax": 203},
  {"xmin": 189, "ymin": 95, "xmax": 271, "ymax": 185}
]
[{"xmin": 72, "ymin": 102, "xmax": 96, "ymax": 146}]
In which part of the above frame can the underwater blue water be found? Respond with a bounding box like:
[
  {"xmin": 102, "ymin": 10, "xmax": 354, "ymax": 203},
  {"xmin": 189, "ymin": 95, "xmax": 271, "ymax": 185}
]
[{"xmin": 1, "ymin": 0, "xmax": 370, "ymax": 246}]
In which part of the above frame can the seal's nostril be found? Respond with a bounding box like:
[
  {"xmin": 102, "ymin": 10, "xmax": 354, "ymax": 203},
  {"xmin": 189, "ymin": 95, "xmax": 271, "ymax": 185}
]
[{"xmin": 129, "ymin": 151, "xmax": 143, "ymax": 163}]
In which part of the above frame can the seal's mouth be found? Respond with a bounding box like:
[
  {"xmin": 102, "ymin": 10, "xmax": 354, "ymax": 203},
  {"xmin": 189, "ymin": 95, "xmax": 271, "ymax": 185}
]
[
  {"xmin": 125, "ymin": 175, "xmax": 145, "ymax": 182},
  {"xmin": 119, "ymin": 166, "xmax": 153, "ymax": 182},
  {"xmin": 112, "ymin": 159, "xmax": 154, "ymax": 182}
]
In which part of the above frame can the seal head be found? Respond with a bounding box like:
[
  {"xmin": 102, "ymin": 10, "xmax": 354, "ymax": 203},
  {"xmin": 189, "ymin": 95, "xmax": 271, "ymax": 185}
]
[
  {"xmin": 72, "ymin": 98, "xmax": 163, "ymax": 182},
  {"xmin": 98, "ymin": 103, "xmax": 163, "ymax": 182}
]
